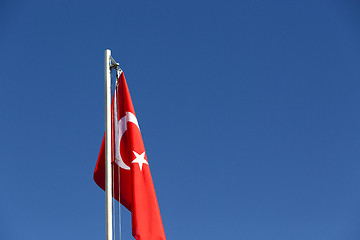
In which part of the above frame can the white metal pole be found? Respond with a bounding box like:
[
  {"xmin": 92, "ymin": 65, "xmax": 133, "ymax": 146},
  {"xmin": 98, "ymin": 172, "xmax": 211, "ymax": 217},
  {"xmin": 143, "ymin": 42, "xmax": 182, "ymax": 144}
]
[{"xmin": 104, "ymin": 49, "xmax": 113, "ymax": 240}]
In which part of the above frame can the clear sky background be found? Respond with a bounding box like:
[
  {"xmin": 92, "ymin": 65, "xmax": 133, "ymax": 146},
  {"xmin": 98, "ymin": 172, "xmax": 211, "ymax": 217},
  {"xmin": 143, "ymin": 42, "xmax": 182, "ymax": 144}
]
[{"xmin": 1, "ymin": 0, "xmax": 360, "ymax": 239}]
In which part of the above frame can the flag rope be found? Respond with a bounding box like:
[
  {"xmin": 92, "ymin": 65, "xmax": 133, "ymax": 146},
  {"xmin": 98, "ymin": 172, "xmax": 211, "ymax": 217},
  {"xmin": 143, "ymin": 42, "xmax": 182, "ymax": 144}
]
[
  {"xmin": 116, "ymin": 71, "xmax": 122, "ymax": 240},
  {"xmin": 118, "ymin": 165, "xmax": 121, "ymax": 240},
  {"xmin": 111, "ymin": 68, "xmax": 117, "ymax": 240},
  {"xmin": 109, "ymin": 56, "xmax": 123, "ymax": 240},
  {"xmin": 112, "ymin": 165, "xmax": 116, "ymax": 240}
]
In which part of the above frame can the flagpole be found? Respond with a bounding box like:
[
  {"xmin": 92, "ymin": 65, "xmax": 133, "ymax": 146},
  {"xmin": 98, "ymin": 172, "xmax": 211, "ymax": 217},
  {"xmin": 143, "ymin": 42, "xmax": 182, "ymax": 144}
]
[{"xmin": 104, "ymin": 49, "xmax": 113, "ymax": 240}]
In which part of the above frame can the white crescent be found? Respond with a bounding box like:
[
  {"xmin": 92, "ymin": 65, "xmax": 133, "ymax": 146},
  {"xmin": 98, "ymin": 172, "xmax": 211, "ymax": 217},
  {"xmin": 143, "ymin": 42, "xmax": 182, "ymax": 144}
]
[{"xmin": 114, "ymin": 91, "xmax": 140, "ymax": 170}]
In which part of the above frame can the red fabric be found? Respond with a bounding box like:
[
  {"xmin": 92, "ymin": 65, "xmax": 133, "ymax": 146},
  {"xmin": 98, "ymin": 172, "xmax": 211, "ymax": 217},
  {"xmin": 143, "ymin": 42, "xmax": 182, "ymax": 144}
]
[{"xmin": 94, "ymin": 73, "xmax": 166, "ymax": 240}]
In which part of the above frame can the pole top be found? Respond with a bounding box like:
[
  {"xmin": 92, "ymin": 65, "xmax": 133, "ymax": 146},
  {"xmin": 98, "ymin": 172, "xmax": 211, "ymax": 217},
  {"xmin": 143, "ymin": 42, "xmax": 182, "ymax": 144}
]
[{"xmin": 105, "ymin": 49, "xmax": 121, "ymax": 72}]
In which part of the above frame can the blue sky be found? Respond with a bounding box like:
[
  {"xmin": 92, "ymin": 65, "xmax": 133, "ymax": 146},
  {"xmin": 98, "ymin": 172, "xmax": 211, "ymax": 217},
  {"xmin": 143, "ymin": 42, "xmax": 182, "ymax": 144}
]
[{"xmin": 1, "ymin": 0, "xmax": 360, "ymax": 239}]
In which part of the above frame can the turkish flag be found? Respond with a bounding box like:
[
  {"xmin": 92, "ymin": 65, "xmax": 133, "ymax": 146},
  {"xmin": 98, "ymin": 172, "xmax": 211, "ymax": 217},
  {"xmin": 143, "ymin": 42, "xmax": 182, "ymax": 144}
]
[{"xmin": 94, "ymin": 72, "xmax": 166, "ymax": 240}]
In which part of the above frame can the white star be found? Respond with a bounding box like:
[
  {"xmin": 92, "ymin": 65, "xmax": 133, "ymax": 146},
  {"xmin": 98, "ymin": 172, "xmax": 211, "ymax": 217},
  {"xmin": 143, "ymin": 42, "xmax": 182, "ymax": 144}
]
[{"xmin": 131, "ymin": 151, "xmax": 148, "ymax": 171}]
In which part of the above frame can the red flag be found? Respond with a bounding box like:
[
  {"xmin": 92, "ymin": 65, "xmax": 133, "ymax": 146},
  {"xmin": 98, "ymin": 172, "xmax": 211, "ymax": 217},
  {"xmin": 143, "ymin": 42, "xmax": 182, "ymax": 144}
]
[{"xmin": 94, "ymin": 72, "xmax": 166, "ymax": 240}]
